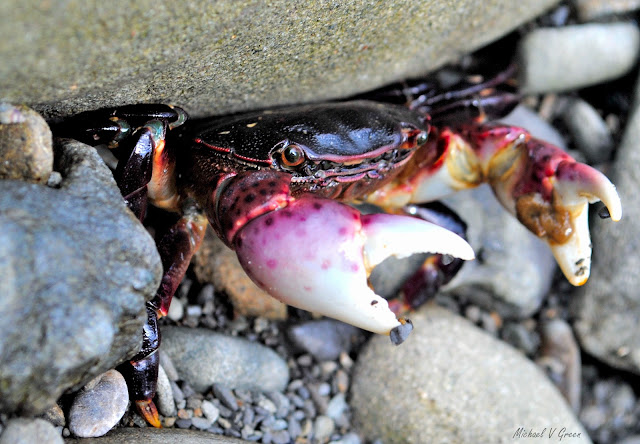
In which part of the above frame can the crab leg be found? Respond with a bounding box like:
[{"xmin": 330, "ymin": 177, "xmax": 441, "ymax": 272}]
[
  {"xmin": 367, "ymin": 124, "xmax": 622, "ymax": 286},
  {"xmin": 211, "ymin": 171, "xmax": 474, "ymax": 343}
]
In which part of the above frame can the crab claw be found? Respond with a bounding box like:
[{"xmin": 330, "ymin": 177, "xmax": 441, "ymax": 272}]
[
  {"xmin": 533, "ymin": 158, "xmax": 620, "ymax": 285},
  {"xmin": 493, "ymin": 137, "xmax": 622, "ymax": 286},
  {"xmin": 232, "ymin": 195, "xmax": 473, "ymax": 342}
]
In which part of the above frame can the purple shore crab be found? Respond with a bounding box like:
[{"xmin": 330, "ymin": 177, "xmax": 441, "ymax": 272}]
[{"xmin": 53, "ymin": 70, "xmax": 622, "ymax": 427}]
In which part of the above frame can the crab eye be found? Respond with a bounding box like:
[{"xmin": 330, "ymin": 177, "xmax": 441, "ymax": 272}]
[
  {"xmin": 416, "ymin": 131, "xmax": 429, "ymax": 146},
  {"xmin": 281, "ymin": 144, "xmax": 305, "ymax": 167}
]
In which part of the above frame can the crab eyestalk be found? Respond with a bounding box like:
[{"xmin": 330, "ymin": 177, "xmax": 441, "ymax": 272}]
[
  {"xmin": 367, "ymin": 124, "xmax": 622, "ymax": 286},
  {"xmin": 212, "ymin": 171, "xmax": 474, "ymax": 343}
]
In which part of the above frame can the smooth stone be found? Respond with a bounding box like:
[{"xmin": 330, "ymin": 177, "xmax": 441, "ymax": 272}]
[
  {"xmin": 0, "ymin": 418, "xmax": 63, "ymax": 444},
  {"xmin": 0, "ymin": 139, "xmax": 162, "ymax": 415},
  {"xmin": 537, "ymin": 318, "xmax": 582, "ymax": 412},
  {"xmin": 519, "ymin": 22, "xmax": 640, "ymax": 93},
  {"xmin": 161, "ymin": 326, "xmax": 289, "ymax": 393},
  {"xmin": 440, "ymin": 184, "xmax": 556, "ymax": 318},
  {"xmin": 155, "ymin": 364, "xmax": 177, "ymax": 418},
  {"xmin": 572, "ymin": 69, "xmax": 640, "ymax": 375},
  {"xmin": 561, "ymin": 98, "xmax": 614, "ymax": 164},
  {"xmin": 572, "ymin": 0, "xmax": 640, "ymax": 21},
  {"xmin": 287, "ymin": 319, "xmax": 362, "ymax": 361},
  {"xmin": 68, "ymin": 370, "xmax": 129, "ymax": 438},
  {"xmin": 2, "ymin": 1, "xmax": 560, "ymax": 119},
  {"xmin": 0, "ymin": 103, "xmax": 52, "ymax": 183},
  {"xmin": 351, "ymin": 306, "xmax": 591, "ymax": 444},
  {"xmin": 63, "ymin": 427, "xmax": 252, "ymax": 443}
]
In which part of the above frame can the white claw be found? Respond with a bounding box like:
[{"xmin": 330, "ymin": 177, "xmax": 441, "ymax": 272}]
[
  {"xmin": 233, "ymin": 196, "xmax": 474, "ymax": 337},
  {"xmin": 361, "ymin": 213, "xmax": 475, "ymax": 268},
  {"xmin": 551, "ymin": 162, "xmax": 622, "ymax": 285}
]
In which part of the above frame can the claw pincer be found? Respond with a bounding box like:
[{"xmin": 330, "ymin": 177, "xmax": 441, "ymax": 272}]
[{"xmin": 212, "ymin": 169, "xmax": 474, "ymax": 342}]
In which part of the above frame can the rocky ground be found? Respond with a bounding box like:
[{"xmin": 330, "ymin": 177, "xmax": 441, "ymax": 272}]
[{"xmin": 2, "ymin": 2, "xmax": 640, "ymax": 444}]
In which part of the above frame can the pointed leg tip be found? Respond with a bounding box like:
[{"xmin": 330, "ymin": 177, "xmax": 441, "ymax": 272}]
[
  {"xmin": 390, "ymin": 318, "xmax": 413, "ymax": 345},
  {"xmin": 136, "ymin": 399, "xmax": 162, "ymax": 428}
]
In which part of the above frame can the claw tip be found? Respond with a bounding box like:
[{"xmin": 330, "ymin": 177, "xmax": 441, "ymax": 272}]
[
  {"xmin": 390, "ymin": 318, "xmax": 413, "ymax": 345},
  {"xmin": 135, "ymin": 399, "xmax": 162, "ymax": 428}
]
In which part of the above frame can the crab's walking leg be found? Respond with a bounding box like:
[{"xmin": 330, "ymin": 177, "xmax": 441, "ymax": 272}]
[
  {"xmin": 368, "ymin": 124, "xmax": 622, "ymax": 286},
  {"xmin": 399, "ymin": 202, "xmax": 468, "ymax": 309},
  {"xmin": 122, "ymin": 210, "xmax": 206, "ymax": 427},
  {"xmin": 64, "ymin": 107, "xmax": 203, "ymax": 427}
]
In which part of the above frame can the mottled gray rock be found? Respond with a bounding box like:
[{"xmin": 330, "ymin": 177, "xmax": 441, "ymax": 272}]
[
  {"xmin": 0, "ymin": 139, "xmax": 162, "ymax": 415},
  {"xmin": 351, "ymin": 306, "xmax": 591, "ymax": 444},
  {"xmin": 0, "ymin": 103, "xmax": 52, "ymax": 183},
  {"xmin": 68, "ymin": 370, "xmax": 129, "ymax": 438},
  {"xmin": 64, "ymin": 427, "xmax": 251, "ymax": 443},
  {"xmin": 519, "ymin": 23, "xmax": 640, "ymax": 94},
  {"xmin": 2, "ymin": 1, "xmax": 559, "ymax": 119},
  {"xmin": 161, "ymin": 327, "xmax": 289, "ymax": 392},
  {"xmin": 572, "ymin": 70, "xmax": 640, "ymax": 375},
  {"xmin": 0, "ymin": 418, "xmax": 63, "ymax": 444}
]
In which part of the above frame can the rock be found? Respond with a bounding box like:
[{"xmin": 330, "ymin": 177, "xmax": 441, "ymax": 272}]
[
  {"xmin": 440, "ymin": 184, "xmax": 556, "ymax": 318},
  {"xmin": 561, "ymin": 98, "xmax": 614, "ymax": 164},
  {"xmin": 0, "ymin": 103, "xmax": 53, "ymax": 183},
  {"xmin": 160, "ymin": 326, "xmax": 289, "ymax": 393},
  {"xmin": 287, "ymin": 319, "xmax": 363, "ymax": 361},
  {"xmin": 63, "ymin": 427, "xmax": 252, "ymax": 443},
  {"xmin": 572, "ymin": 0, "xmax": 640, "ymax": 21},
  {"xmin": 68, "ymin": 370, "xmax": 129, "ymax": 438},
  {"xmin": 0, "ymin": 418, "xmax": 63, "ymax": 444},
  {"xmin": 0, "ymin": 139, "xmax": 162, "ymax": 415},
  {"xmin": 572, "ymin": 69, "xmax": 640, "ymax": 375},
  {"xmin": 537, "ymin": 319, "xmax": 582, "ymax": 412},
  {"xmin": 155, "ymin": 364, "xmax": 177, "ymax": 418},
  {"xmin": 193, "ymin": 230, "xmax": 287, "ymax": 320},
  {"xmin": 519, "ymin": 22, "xmax": 640, "ymax": 94},
  {"xmin": 2, "ymin": 1, "xmax": 560, "ymax": 119},
  {"xmin": 351, "ymin": 306, "xmax": 590, "ymax": 444}
]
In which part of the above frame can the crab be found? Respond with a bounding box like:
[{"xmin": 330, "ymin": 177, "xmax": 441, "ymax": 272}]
[{"xmin": 52, "ymin": 69, "xmax": 622, "ymax": 427}]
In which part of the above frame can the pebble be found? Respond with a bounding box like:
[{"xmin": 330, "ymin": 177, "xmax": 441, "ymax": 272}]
[
  {"xmin": 0, "ymin": 103, "xmax": 53, "ymax": 183},
  {"xmin": 538, "ymin": 318, "xmax": 582, "ymax": 412},
  {"xmin": 68, "ymin": 370, "xmax": 129, "ymax": 437},
  {"xmin": 287, "ymin": 319, "xmax": 363, "ymax": 361},
  {"xmin": 572, "ymin": 0, "xmax": 640, "ymax": 21},
  {"xmin": 313, "ymin": 415, "xmax": 335, "ymax": 443},
  {"xmin": 0, "ymin": 418, "xmax": 63, "ymax": 444},
  {"xmin": 501, "ymin": 321, "xmax": 540, "ymax": 356},
  {"xmin": 167, "ymin": 296, "xmax": 185, "ymax": 321},
  {"xmin": 213, "ymin": 384, "xmax": 239, "ymax": 411},
  {"xmin": 39, "ymin": 403, "xmax": 65, "ymax": 427},
  {"xmin": 560, "ymin": 98, "xmax": 614, "ymax": 164},
  {"xmin": 156, "ymin": 364, "xmax": 177, "ymax": 417},
  {"xmin": 519, "ymin": 22, "xmax": 640, "ymax": 93},
  {"xmin": 201, "ymin": 400, "xmax": 220, "ymax": 423},
  {"xmin": 161, "ymin": 326, "xmax": 289, "ymax": 393},
  {"xmin": 159, "ymin": 350, "xmax": 180, "ymax": 381}
]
